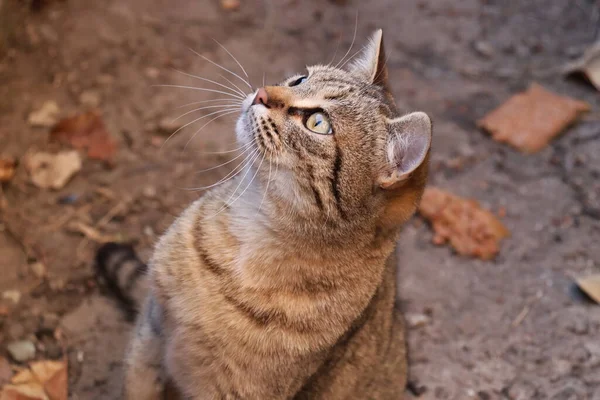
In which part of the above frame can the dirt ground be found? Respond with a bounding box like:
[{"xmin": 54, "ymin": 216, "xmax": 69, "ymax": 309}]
[{"xmin": 1, "ymin": 0, "xmax": 600, "ymax": 399}]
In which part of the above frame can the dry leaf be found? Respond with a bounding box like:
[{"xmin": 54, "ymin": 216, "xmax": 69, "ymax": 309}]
[
  {"xmin": 0, "ymin": 158, "xmax": 17, "ymax": 183},
  {"xmin": 50, "ymin": 112, "xmax": 116, "ymax": 161},
  {"xmin": 419, "ymin": 187, "xmax": 510, "ymax": 260},
  {"xmin": 25, "ymin": 151, "xmax": 81, "ymax": 190},
  {"xmin": 27, "ymin": 101, "xmax": 60, "ymax": 128},
  {"xmin": 477, "ymin": 83, "xmax": 590, "ymax": 153},
  {"xmin": 575, "ymin": 274, "xmax": 600, "ymax": 304},
  {"xmin": 0, "ymin": 360, "xmax": 67, "ymax": 400},
  {"xmin": 564, "ymin": 42, "xmax": 600, "ymax": 91}
]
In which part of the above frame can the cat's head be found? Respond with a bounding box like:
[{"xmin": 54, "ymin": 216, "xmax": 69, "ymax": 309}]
[{"xmin": 236, "ymin": 30, "xmax": 431, "ymax": 231}]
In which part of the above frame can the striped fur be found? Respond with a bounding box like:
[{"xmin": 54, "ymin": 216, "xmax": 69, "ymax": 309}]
[{"xmin": 100, "ymin": 30, "xmax": 432, "ymax": 400}]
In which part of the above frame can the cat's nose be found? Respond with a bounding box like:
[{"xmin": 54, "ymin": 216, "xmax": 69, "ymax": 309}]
[{"xmin": 252, "ymin": 88, "xmax": 269, "ymax": 108}]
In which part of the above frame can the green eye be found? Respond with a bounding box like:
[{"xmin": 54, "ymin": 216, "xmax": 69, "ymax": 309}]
[{"xmin": 305, "ymin": 112, "xmax": 332, "ymax": 135}]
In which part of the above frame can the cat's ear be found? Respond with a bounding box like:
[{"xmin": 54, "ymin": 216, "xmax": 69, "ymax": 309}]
[
  {"xmin": 378, "ymin": 112, "xmax": 432, "ymax": 190},
  {"xmin": 348, "ymin": 29, "xmax": 388, "ymax": 88}
]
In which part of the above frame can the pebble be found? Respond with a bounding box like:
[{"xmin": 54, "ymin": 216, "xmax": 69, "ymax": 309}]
[
  {"xmin": 2, "ymin": 290, "xmax": 21, "ymax": 304},
  {"xmin": 145, "ymin": 67, "xmax": 160, "ymax": 79},
  {"xmin": 406, "ymin": 313, "xmax": 431, "ymax": 329},
  {"xmin": 79, "ymin": 90, "xmax": 101, "ymax": 108},
  {"xmin": 157, "ymin": 117, "xmax": 184, "ymax": 135},
  {"xmin": 27, "ymin": 101, "xmax": 60, "ymax": 127},
  {"xmin": 142, "ymin": 185, "xmax": 157, "ymax": 198},
  {"xmin": 474, "ymin": 41, "xmax": 495, "ymax": 58},
  {"xmin": 30, "ymin": 262, "xmax": 47, "ymax": 279},
  {"xmin": 220, "ymin": 0, "xmax": 240, "ymax": 11},
  {"xmin": 6, "ymin": 340, "xmax": 36, "ymax": 362}
]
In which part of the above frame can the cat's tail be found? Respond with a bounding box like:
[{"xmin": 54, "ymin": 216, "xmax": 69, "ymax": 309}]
[{"xmin": 95, "ymin": 242, "xmax": 149, "ymax": 320}]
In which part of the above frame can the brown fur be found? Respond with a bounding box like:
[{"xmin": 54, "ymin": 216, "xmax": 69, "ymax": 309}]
[{"xmin": 121, "ymin": 30, "xmax": 432, "ymax": 399}]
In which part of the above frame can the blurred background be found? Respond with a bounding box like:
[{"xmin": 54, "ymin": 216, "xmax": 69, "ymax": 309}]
[{"xmin": 1, "ymin": 0, "xmax": 600, "ymax": 399}]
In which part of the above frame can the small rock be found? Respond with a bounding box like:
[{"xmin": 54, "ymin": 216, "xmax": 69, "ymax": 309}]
[
  {"xmin": 142, "ymin": 185, "xmax": 157, "ymax": 198},
  {"xmin": 79, "ymin": 90, "xmax": 101, "ymax": 108},
  {"xmin": 145, "ymin": 67, "xmax": 160, "ymax": 79},
  {"xmin": 2, "ymin": 290, "xmax": 21, "ymax": 304},
  {"xmin": 30, "ymin": 262, "xmax": 47, "ymax": 279},
  {"xmin": 157, "ymin": 117, "xmax": 184, "ymax": 135},
  {"xmin": 474, "ymin": 41, "xmax": 494, "ymax": 58},
  {"xmin": 28, "ymin": 101, "xmax": 60, "ymax": 127},
  {"xmin": 0, "ymin": 357, "xmax": 12, "ymax": 386},
  {"xmin": 220, "ymin": 0, "xmax": 240, "ymax": 11},
  {"xmin": 6, "ymin": 340, "xmax": 36, "ymax": 362},
  {"xmin": 406, "ymin": 313, "xmax": 431, "ymax": 329}
]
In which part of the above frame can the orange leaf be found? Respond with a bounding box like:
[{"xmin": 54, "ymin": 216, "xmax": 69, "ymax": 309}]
[
  {"xmin": 50, "ymin": 112, "xmax": 116, "ymax": 161},
  {"xmin": 477, "ymin": 83, "xmax": 590, "ymax": 153},
  {"xmin": 419, "ymin": 187, "xmax": 509, "ymax": 260}
]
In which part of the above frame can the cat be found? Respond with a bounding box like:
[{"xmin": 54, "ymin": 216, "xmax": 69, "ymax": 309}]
[{"xmin": 96, "ymin": 29, "xmax": 432, "ymax": 399}]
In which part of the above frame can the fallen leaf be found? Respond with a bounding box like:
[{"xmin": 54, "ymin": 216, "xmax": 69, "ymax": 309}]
[
  {"xmin": 575, "ymin": 274, "xmax": 600, "ymax": 304},
  {"xmin": 477, "ymin": 83, "xmax": 590, "ymax": 153},
  {"xmin": 27, "ymin": 102, "xmax": 60, "ymax": 128},
  {"xmin": 419, "ymin": 187, "xmax": 510, "ymax": 260},
  {"xmin": 0, "ymin": 158, "xmax": 17, "ymax": 183},
  {"xmin": 564, "ymin": 42, "xmax": 600, "ymax": 91},
  {"xmin": 0, "ymin": 360, "xmax": 67, "ymax": 400},
  {"xmin": 25, "ymin": 151, "xmax": 81, "ymax": 190},
  {"xmin": 50, "ymin": 112, "xmax": 116, "ymax": 161}
]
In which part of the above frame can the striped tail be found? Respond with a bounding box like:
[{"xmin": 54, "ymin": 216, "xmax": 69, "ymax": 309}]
[{"xmin": 95, "ymin": 242, "xmax": 149, "ymax": 321}]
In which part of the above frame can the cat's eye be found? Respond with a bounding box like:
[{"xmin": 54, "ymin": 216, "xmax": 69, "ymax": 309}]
[
  {"xmin": 304, "ymin": 112, "xmax": 332, "ymax": 135},
  {"xmin": 289, "ymin": 76, "xmax": 307, "ymax": 87}
]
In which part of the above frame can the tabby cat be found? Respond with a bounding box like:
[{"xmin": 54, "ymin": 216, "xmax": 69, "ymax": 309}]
[{"xmin": 96, "ymin": 29, "xmax": 432, "ymax": 399}]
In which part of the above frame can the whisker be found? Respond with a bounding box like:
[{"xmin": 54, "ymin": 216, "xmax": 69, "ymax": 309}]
[
  {"xmin": 218, "ymin": 74, "xmax": 248, "ymax": 98},
  {"xmin": 335, "ymin": 13, "xmax": 359, "ymax": 69},
  {"xmin": 184, "ymin": 109, "xmax": 240, "ymax": 151},
  {"xmin": 188, "ymin": 48, "xmax": 253, "ymax": 90},
  {"xmin": 327, "ymin": 33, "xmax": 342, "ymax": 67},
  {"xmin": 258, "ymin": 155, "xmax": 273, "ymax": 212},
  {"xmin": 204, "ymin": 149, "xmax": 261, "ymax": 195},
  {"xmin": 200, "ymin": 141, "xmax": 255, "ymax": 155},
  {"xmin": 338, "ymin": 45, "xmax": 367, "ymax": 70},
  {"xmin": 162, "ymin": 108, "xmax": 238, "ymax": 148},
  {"xmin": 193, "ymin": 144, "xmax": 255, "ymax": 174},
  {"xmin": 173, "ymin": 69, "xmax": 247, "ymax": 98},
  {"xmin": 204, "ymin": 150, "xmax": 263, "ymax": 219},
  {"xmin": 224, "ymin": 151, "xmax": 265, "ymax": 209},
  {"xmin": 212, "ymin": 38, "xmax": 251, "ymax": 82},
  {"xmin": 154, "ymin": 84, "xmax": 245, "ymax": 99},
  {"xmin": 172, "ymin": 104, "xmax": 240, "ymax": 123},
  {"xmin": 175, "ymin": 98, "xmax": 243, "ymax": 110},
  {"xmin": 184, "ymin": 148, "xmax": 259, "ymax": 192}
]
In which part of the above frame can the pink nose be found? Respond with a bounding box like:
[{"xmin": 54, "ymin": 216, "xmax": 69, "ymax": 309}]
[{"xmin": 252, "ymin": 88, "xmax": 269, "ymax": 107}]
